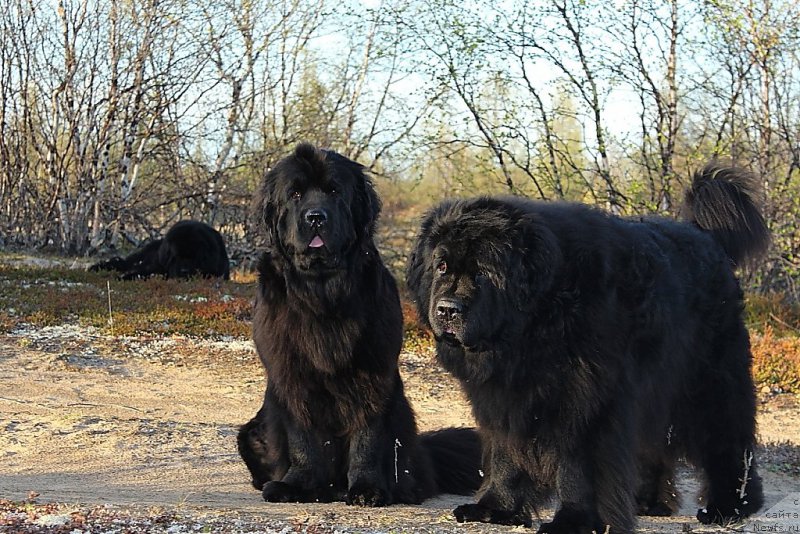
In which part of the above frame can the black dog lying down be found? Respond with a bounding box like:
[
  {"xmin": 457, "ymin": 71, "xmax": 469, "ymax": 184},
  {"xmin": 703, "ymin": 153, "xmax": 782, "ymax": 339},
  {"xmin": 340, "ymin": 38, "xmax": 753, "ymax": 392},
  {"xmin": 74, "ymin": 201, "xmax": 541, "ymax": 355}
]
[
  {"xmin": 407, "ymin": 165, "xmax": 769, "ymax": 532},
  {"xmin": 237, "ymin": 143, "xmax": 482, "ymax": 506},
  {"xmin": 89, "ymin": 220, "xmax": 230, "ymax": 280}
]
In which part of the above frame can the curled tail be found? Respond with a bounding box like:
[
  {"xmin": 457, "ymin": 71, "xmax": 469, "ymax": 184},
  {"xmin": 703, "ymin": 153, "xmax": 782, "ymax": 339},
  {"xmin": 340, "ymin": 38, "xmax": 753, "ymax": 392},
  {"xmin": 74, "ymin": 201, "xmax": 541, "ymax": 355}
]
[
  {"xmin": 420, "ymin": 427, "xmax": 483, "ymax": 495},
  {"xmin": 680, "ymin": 164, "xmax": 770, "ymax": 267}
]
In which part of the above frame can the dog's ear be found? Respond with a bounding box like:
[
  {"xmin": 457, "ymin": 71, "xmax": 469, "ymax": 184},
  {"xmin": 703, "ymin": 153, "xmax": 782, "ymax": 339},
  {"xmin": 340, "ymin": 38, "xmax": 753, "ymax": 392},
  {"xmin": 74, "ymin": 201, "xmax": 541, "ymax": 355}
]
[
  {"xmin": 509, "ymin": 213, "xmax": 562, "ymax": 308},
  {"xmin": 406, "ymin": 211, "xmax": 438, "ymax": 328},
  {"xmin": 348, "ymin": 161, "xmax": 381, "ymax": 242},
  {"xmin": 252, "ymin": 168, "xmax": 278, "ymax": 248}
]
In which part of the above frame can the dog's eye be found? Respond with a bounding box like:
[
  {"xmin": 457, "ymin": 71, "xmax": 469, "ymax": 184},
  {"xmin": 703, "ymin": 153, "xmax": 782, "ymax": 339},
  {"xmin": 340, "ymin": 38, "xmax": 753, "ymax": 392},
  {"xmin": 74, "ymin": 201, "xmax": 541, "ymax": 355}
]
[
  {"xmin": 290, "ymin": 190, "xmax": 302, "ymax": 200},
  {"xmin": 436, "ymin": 261, "xmax": 447, "ymax": 275},
  {"xmin": 329, "ymin": 187, "xmax": 338, "ymax": 195}
]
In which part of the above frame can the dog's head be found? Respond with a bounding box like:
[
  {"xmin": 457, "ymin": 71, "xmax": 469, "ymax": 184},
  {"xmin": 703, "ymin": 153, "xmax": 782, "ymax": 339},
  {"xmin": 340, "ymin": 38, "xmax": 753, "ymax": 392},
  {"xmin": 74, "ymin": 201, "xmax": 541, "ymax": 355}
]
[
  {"xmin": 159, "ymin": 222, "xmax": 217, "ymax": 279},
  {"xmin": 407, "ymin": 197, "xmax": 561, "ymax": 351},
  {"xmin": 255, "ymin": 143, "xmax": 380, "ymax": 276}
]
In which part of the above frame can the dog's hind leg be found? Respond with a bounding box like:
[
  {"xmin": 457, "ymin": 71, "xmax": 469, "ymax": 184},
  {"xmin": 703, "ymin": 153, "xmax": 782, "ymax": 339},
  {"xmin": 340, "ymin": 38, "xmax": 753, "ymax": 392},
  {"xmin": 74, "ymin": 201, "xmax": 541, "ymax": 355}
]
[
  {"xmin": 543, "ymin": 408, "xmax": 637, "ymax": 534},
  {"xmin": 237, "ymin": 416, "xmax": 279, "ymax": 490},
  {"xmin": 237, "ymin": 391, "xmax": 289, "ymax": 491},
  {"xmin": 636, "ymin": 451, "xmax": 679, "ymax": 516},
  {"xmin": 690, "ymin": 322, "xmax": 764, "ymax": 524}
]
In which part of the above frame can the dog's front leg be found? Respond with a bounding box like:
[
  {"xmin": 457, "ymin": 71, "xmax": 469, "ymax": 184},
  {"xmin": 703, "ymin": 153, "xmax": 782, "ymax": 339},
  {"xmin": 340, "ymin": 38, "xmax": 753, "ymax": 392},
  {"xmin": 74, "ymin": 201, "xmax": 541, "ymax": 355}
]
[{"xmin": 261, "ymin": 419, "xmax": 332, "ymax": 503}]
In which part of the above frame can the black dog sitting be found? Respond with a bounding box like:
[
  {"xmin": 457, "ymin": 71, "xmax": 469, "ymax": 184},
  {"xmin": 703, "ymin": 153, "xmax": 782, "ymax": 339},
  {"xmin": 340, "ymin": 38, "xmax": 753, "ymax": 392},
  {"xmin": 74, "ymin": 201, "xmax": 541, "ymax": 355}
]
[
  {"xmin": 237, "ymin": 143, "xmax": 482, "ymax": 506},
  {"xmin": 89, "ymin": 220, "xmax": 230, "ymax": 280}
]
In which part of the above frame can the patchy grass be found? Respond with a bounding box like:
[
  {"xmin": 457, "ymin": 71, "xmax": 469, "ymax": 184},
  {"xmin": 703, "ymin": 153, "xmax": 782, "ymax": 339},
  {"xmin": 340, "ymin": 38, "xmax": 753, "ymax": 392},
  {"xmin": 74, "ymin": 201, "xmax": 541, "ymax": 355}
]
[
  {"xmin": 0, "ymin": 260, "xmax": 432, "ymax": 353},
  {"xmin": 0, "ymin": 262, "xmax": 255, "ymax": 339},
  {"xmin": 3, "ymin": 257, "xmax": 799, "ymax": 392}
]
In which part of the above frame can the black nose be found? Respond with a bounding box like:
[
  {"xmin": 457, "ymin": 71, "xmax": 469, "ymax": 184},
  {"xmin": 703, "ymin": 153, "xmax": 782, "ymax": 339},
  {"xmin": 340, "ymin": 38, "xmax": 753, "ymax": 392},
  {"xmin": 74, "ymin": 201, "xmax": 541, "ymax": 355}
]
[
  {"xmin": 304, "ymin": 208, "xmax": 328, "ymax": 226},
  {"xmin": 436, "ymin": 298, "xmax": 463, "ymax": 320}
]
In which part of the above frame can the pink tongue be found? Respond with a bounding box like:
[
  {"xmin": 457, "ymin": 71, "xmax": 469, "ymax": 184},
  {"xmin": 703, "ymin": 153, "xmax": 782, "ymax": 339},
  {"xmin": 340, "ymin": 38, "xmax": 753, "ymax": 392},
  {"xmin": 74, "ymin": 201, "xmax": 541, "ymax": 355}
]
[{"xmin": 309, "ymin": 235, "xmax": 325, "ymax": 248}]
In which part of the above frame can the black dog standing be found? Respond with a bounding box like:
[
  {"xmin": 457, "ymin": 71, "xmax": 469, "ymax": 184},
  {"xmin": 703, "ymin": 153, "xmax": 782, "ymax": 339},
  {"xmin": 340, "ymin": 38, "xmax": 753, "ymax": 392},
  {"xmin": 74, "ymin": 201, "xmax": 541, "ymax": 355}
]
[
  {"xmin": 407, "ymin": 165, "xmax": 768, "ymax": 532},
  {"xmin": 237, "ymin": 143, "xmax": 481, "ymax": 506}
]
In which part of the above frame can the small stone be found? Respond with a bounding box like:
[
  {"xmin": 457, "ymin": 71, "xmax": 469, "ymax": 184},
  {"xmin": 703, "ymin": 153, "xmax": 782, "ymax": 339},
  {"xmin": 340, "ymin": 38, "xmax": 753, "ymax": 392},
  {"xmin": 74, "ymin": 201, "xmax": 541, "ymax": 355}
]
[{"xmin": 34, "ymin": 514, "xmax": 71, "ymax": 527}]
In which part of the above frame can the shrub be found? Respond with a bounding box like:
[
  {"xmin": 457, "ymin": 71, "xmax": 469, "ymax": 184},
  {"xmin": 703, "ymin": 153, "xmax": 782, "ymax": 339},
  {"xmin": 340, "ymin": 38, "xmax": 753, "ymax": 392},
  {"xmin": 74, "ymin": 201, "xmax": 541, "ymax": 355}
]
[
  {"xmin": 400, "ymin": 295, "xmax": 434, "ymax": 354},
  {"xmin": 746, "ymin": 293, "xmax": 800, "ymax": 336},
  {"xmin": 751, "ymin": 327, "xmax": 800, "ymax": 393}
]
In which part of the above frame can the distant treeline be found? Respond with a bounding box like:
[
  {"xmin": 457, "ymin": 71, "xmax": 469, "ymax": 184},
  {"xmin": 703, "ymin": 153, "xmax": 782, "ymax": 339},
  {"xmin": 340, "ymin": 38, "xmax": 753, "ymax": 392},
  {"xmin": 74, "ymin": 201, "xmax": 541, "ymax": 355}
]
[{"xmin": 0, "ymin": 0, "xmax": 798, "ymax": 296}]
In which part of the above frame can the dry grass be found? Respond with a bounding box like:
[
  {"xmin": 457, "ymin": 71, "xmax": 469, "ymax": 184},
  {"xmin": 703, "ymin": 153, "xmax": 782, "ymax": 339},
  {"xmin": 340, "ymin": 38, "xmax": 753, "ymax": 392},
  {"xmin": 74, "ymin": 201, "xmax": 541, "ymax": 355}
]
[
  {"xmin": 0, "ymin": 262, "xmax": 255, "ymax": 338},
  {"xmin": 400, "ymin": 295, "xmax": 434, "ymax": 355},
  {"xmin": 746, "ymin": 292, "xmax": 800, "ymax": 336}
]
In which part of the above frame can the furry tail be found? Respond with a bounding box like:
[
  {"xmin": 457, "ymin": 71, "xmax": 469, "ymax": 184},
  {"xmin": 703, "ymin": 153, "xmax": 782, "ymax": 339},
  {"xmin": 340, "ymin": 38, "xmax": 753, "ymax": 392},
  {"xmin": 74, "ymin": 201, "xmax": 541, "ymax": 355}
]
[
  {"xmin": 420, "ymin": 427, "xmax": 483, "ymax": 495},
  {"xmin": 680, "ymin": 164, "xmax": 770, "ymax": 267}
]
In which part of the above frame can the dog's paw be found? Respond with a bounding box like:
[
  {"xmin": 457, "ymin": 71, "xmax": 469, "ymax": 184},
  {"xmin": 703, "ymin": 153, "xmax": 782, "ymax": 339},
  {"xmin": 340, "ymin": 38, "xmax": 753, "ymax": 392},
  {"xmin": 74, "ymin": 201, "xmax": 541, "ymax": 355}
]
[
  {"xmin": 346, "ymin": 484, "xmax": 390, "ymax": 507},
  {"xmin": 454, "ymin": 503, "xmax": 491, "ymax": 523},
  {"xmin": 262, "ymin": 481, "xmax": 302, "ymax": 502},
  {"xmin": 537, "ymin": 520, "xmax": 607, "ymax": 534},
  {"xmin": 538, "ymin": 508, "xmax": 608, "ymax": 534},
  {"xmin": 537, "ymin": 521, "xmax": 596, "ymax": 534},
  {"xmin": 696, "ymin": 505, "xmax": 749, "ymax": 526},
  {"xmin": 261, "ymin": 480, "xmax": 335, "ymax": 503},
  {"xmin": 453, "ymin": 503, "xmax": 532, "ymax": 527},
  {"xmin": 394, "ymin": 484, "xmax": 425, "ymax": 505},
  {"xmin": 697, "ymin": 496, "xmax": 763, "ymax": 526}
]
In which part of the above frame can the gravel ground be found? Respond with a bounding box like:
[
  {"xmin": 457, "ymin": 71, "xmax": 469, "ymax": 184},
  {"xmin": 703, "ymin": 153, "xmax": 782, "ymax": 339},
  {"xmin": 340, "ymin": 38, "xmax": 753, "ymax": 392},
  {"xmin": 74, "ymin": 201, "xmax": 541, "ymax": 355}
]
[{"xmin": 1, "ymin": 297, "xmax": 798, "ymax": 532}]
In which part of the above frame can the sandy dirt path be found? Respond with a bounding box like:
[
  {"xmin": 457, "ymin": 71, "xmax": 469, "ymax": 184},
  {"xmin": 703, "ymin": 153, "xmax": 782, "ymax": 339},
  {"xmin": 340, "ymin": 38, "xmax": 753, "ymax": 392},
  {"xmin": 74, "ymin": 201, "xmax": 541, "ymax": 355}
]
[{"xmin": 1, "ymin": 323, "xmax": 798, "ymax": 532}]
